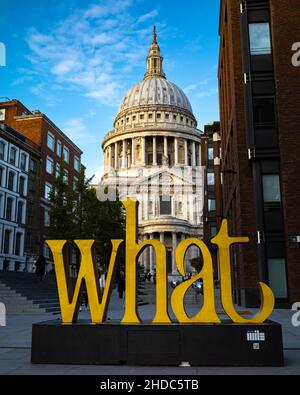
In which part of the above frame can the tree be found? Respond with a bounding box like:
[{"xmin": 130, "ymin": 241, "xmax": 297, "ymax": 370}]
[{"xmin": 48, "ymin": 167, "xmax": 125, "ymax": 270}]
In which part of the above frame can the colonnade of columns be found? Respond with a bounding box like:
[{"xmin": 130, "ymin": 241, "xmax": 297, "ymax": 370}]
[
  {"xmin": 140, "ymin": 231, "xmax": 197, "ymax": 274},
  {"xmin": 104, "ymin": 135, "xmax": 201, "ymax": 170}
]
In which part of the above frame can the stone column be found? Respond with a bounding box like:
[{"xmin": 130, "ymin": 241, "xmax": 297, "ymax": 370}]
[
  {"xmin": 149, "ymin": 234, "xmax": 154, "ymax": 273},
  {"xmin": 114, "ymin": 142, "xmax": 118, "ymax": 169},
  {"xmin": 192, "ymin": 141, "xmax": 196, "ymax": 166},
  {"xmin": 109, "ymin": 145, "xmax": 113, "ymax": 169},
  {"xmin": 174, "ymin": 137, "xmax": 179, "ymax": 165},
  {"xmin": 122, "ymin": 139, "xmax": 126, "ymax": 168},
  {"xmin": 172, "ymin": 232, "xmax": 177, "ymax": 274},
  {"xmin": 131, "ymin": 138, "xmax": 135, "ymax": 166},
  {"xmin": 141, "ymin": 137, "xmax": 146, "ymax": 165},
  {"xmin": 184, "ymin": 139, "xmax": 188, "ymax": 165},
  {"xmin": 164, "ymin": 136, "xmax": 168, "ymax": 159},
  {"xmin": 153, "ymin": 136, "xmax": 157, "ymax": 165}
]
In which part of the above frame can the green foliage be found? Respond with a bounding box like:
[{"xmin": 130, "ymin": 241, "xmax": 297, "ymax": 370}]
[
  {"xmin": 190, "ymin": 256, "xmax": 203, "ymax": 272},
  {"xmin": 48, "ymin": 166, "xmax": 125, "ymax": 268}
]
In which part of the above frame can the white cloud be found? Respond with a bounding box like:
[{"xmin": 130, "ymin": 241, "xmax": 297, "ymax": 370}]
[
  {"xmin": 137, "ymin": 10, "xmax": 158, "ymax": 24},
  {"xmin": 63, "ymin": 117, "xmax": 97, "ymax": 144},
  {"xmin": 25, "ymin": 1, "xmax": 160, "ymax": 106}
]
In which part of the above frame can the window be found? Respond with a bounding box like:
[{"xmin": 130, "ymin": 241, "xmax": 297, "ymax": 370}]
[
  {"xmin": 207, "ymin": 172, "xmax": 215, "ymax": 186},
  {"xmin": 0, "ymin": 141, "xmax": 5, "ymax": 160},
  {"xmin": 165, "ymin": 114, "xmax": 169, "ymax": 120},
  {"xmin": 208, "ymin": 199, "xmax": 216, "ymax": 212},
  {"xmin": 140, "ymin": 114, "xmax": 144, "ymax": 120},
  {"xmin": 46, "ymin": 157, "xmax": 54, "ymax": 174},
  {"xmin": 3, "ymin": 229, "xmax": 11, "ymax": 254},
  {"xmin": 44, "ymin": 208, "xmax": 50, "ymax": 227},
  {"xmin": 160, "ymin": 195, "xmax": 171, "ymax": 215},
  {"xmin": 173, "ymin": 114, "xmax": 177, "ymax": 121},
  {"xmin": 56, "ymin": 163, "xmax": 60, "ymax": 177},
  {"xmin": 73, "ymin": 177, "xmax": 78, "ymax": 191},
  {"xmin": 30, "ymin": 159, "xmax": 36, "ymax": 173},
  {"xmin": 249, "ymin": 22, "xmax": 272, "ymax": 55},
  {"xmin": 17, "ymin": 201, "xmax": 24, "ymax": 224},
  {"xmin": 6, "ymin": 197, "xmax": 13, "ymax": 221},
  {"xmin": 132, "ymin": 115, "xmax": 136, "ymax": 121},
  {"xmin": 148, "ymin": 113, "xmax": 153, "ymax": 119},
  {"xmin": 47, "ymin": 131, "xmax": 55, "ymax": 151},
  {"xmin": 180, "ymin": 116, "xmax": 183, "ymax": 122},
  {"xmin": 267, "ymin": 258, "xmax": 288, "ymax": 298},
  {"xmin": 9, "ymin": 147, "xmax": 17, "ymax": 165},
  {"xmin": 157, "ymin": 113, "xmax": 161, "ymax": 119},
  {"xmin": 15, "ymin": 232, "xmax": 22, "ymax": 256},
  {"xmin": 45, "ymin": 183, "xmax": 52, "ymax": 200},
  {"xmin": 253, "ymin": 97, "xmax": 275, "ymax": 125},
  {"xmin": 208, "ymin": 147, "xmax": 214, "ymax": 160},
  {"xmin": 148, "ymin": 201, "xmax": 153, "ymax": 214},
  {"xmin": 20, "ymin": 153, "xmax": 27, "ymax": 171},
  {"xmin": 210, "ymin": 224, "xmax": 217, "ymax": 238},
  {"xmin": 263, "ymin": 175, "xmax": 281, "ymax": 202},
  {"xmin": 63, "ymin": 146, "xmax": 69, "ymax": 163},
  {"xmin": 74, "ymin": 156, "xmax": 80, "ymax": 172},
  {"xmin": 178, "ymin": 201, "xmax": 183, "ymax": 214},
  {"xmin": 56, "ymin": 140, "xmax": 62, "ymax": 157},
  {"xmin": 0, "ymin": 166, "xmax": 4, "ymax": 187},
  {"xmin": 8, "ymin": 171, "xmax": 15, "ymax": 191},
  {"xmin": 63, "ymin": 170, "xmax": 68, "ymax": 183},
  {"xmin": 19, "ymin": 176, "xmax": 26, "ymax": 196}
]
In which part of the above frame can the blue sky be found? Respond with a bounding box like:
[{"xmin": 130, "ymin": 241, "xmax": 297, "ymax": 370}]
[{"xmin": 0, "ymin": 0, "xmax": 220, "ymax": 181}]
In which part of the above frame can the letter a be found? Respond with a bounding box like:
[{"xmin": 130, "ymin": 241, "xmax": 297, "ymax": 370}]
[
  {"xmin": 211, "ymin": 220, "xmax": 275, "ymax": 323},
  {"xmin": 46, "ymin": 239, "xmax": 123, "ymax": 323},
  {"xmin": 171, "ymin": 238, "xmax": 220, "ymax": 323}
]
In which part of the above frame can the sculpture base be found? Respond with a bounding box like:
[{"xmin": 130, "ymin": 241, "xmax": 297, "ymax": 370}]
[{"xmin": 31, "ymin": 320, "xmax": 284, "ymax": 366}]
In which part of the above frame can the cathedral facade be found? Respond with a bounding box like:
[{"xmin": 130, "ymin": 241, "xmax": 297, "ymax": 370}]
[{"xmin": 101, "ymin": 28, "xmax": 203, "ymax": 275}]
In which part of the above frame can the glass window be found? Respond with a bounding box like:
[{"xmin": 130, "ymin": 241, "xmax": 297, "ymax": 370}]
[
  {"xmin": 73, "ymin": 177, "xmax": 78, "ymax": 191},
  {"xmin": 9, "ymin": 147, "xmax": 17, "ymax": 165},
  {"xmin": 210, "ymin": 224, "xmax": 217, "ymax": 238},
  {"xmin": 208, "ymin": 199, "xmax": 216, "ymax": 212},
  {"xmin": 56, "ymin": 140, "xmax": 62, "ymax": 157},
  {"xmin": 44, "ymin": 208, "xmax": 50, "ymax": 227},
  {"xmin": 3, "ymin": 229, "xmax": 11, "ymax": 254},
  {"xmin": 20, "ymin": 153, "xmax": 27, "ymax": 171},
  {"xmin": 6, "ymin": 197, "xmax": 13, "ymax": 221},
  {"xmin": 45, "ymin": 183, "xmax": 52, "ymax": 200},
  {"xmin": 63, "ymin": 169, "xmax": 68, "ymax": 183},
  {"xmin": 19, "ymin": 176, "xmax": 26, "ymax": 196},
  {"xmin": 207, "ymin": 172, "xmax": 215, "ymax": 186},
  {"xmin": 74, "ymin": 156, "xmax": 80, "ymax": 172},
  {"xmin": 15, "ymin": 232, "xmax": 22, "ymax": 256},
  {"xmin": 208, "ymin": 147, "xmax": 214, "ymax": 160},
  {"xmin": 263, "ymin": 174, "xmax": 281, "ymax": 202},
  {"xmin": 56, "ymin": 163, "xmax": 60, "ymax": 177},
  {"xmin": 249, "ymin": 22, "xmax": 272, "ymax": 55},
  {"xmin": 148, "ymin": 201, "xmax": 153, "ymax": 214},
  {"xmin": 63, "ymin": 146, "xmax": 69, "ymax": 163},
  {"xmin": 0, "ymin": 141, "xmax": 5, "ymax": 160},
  {"xmin": 30, "ymin": 159, "xmax": 36, "ymax": 173},
  {"xmin": 0, "ymin": 166, "xmax": 4, "ymax": 187},
  {"xmin": 253, "ymin": 97, "xmax": 275, "ymax": 125},
  {"xmin": 17, "ymin": 201, "xmax": 24, "ymax": 223},
  {"xmin": 8, "ymin": 171, "xmax": 15, "ymax": 191},
  {"xmin": 160, "ymin": 195, "xmax": 171, "ymax": 215},
  {"xmin": 46, "ymin": 157, "xmax": 54, "ymax": 174},
  {"xmin": 267, "ymin": 258, "xmax": 288, "ymax": 298},
  {"xmin": 47, "ymin": 132, "xmax": 55, "ymax": 151}
]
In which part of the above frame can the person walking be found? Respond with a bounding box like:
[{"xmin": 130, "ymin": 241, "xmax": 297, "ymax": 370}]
[
  {"xmin": 35, "ymin": 255, "xmax": 46, "ymax": 281},
  {"xmin": 117, "ymin": 270, "xmax": 125, "ymax": 299}
]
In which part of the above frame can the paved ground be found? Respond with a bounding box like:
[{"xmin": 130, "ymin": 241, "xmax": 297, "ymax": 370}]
[{"xmin": 0, "ymin": 289, "xmax": 299, "ymax": 375}]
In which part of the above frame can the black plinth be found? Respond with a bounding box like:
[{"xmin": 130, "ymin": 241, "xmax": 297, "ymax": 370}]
[{"xmin": 31, "ymin": 320, "xmax": 284, "ymax": 366}]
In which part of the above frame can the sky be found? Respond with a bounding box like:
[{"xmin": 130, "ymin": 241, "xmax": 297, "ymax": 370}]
[{"xmin": 0, "ymin": 0, "xmax": 220, "ymax": 181}]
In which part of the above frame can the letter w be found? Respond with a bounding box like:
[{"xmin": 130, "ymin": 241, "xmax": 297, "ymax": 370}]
[{"xmin": 46, "ymin": 239, "xmax": 123, "ymax": 324}]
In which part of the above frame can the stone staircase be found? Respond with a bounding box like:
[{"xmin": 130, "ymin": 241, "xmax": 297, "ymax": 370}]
[{"xmin": 0, "ymin": 272, "xmax": 61, "ymax": 314}]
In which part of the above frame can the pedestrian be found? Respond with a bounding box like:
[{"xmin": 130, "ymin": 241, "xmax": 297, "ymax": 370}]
[
  {"xmin": 147, "ymin": 271, "xmax": 152, "ymax": 282},
  {"xmin": 117, "ymin": 270, "xmax": 125, "ymax": 299},
  {"xmin": 3, "ymin": 257, "xmax": 9, "ymax": 272},
  {"xmin": 35, "ymin": 255, "xmax": 46, "ymax": 281}
]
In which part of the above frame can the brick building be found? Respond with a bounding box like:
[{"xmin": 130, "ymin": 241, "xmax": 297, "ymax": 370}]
[
  {"xmin": 201, "ymin": 121, "xmax": 222, "ymax": 279},
  {"xmin": 0, "ymin": 100, "xmax": 82, "ymax": 268},
  {"xmin": 218, "ymin": 0, "xmax": 300, "ymax": 306}
]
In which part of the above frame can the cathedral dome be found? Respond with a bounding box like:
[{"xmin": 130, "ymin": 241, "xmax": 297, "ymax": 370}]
[{"xmin": 118, "ymin": 77, "xmax": 193, "ymax": 115}]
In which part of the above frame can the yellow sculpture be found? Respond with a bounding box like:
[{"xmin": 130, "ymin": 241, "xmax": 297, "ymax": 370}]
[{"xmin": 46, "ymin": 199, "xmax": 275, "ymax": 325}]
